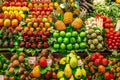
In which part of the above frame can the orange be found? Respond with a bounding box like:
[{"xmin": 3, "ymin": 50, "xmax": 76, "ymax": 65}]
[
  {"xmin": 16, "ymin": 15, "xmax": 23, "ymax": 21},
  {"xmin": 24, "ymin": 27, "xmax": 29, "ymax": 32},
  {"xmin": 0, "ymin": 19, "xmax": 3, "ymax": 26},
  {"xmin": 39, "ymin": 3, "xmax": 43, "ymax": 7},
  {"xmin": 45, "ymin": 22, "xmax": 50, "ymax": 28},
  {"xmin": 10, "ymin": 14, "xmax": 16, "ymax": 19},
  {"xmin": 49, "ymin": 2, "xmax": 54, "ymax": 7},
  {"xmin": 28, "ymin": 3, "xmax": 33, "ymax": 8},
  {"xmin": 32, "ymin": 66, "xmax": 41, "ymax": 78},
  {"xmin": 12, "ymin": 19, "xmax": 18, "ymax": 27},
  {"xmin": 44, "ymin": 3, "xmax": 48, "ymax": 7},
  {"xmin": 27, "ymin": 22, "xmax": 32, "ymax": 28},
  {"xmin": 16, "ymin": 26, "xmax": 22, "ymax": 31},
  {"xmin": 98, "ymin": 65, "xmax": 106, "ymax": 73},
  {"xmin": 42, "ymin": 28, "xmax": 46, "ymax": 32},
  {"xmin": 4, "ymin": 19, "xmax": 11, "ymax": 27}
]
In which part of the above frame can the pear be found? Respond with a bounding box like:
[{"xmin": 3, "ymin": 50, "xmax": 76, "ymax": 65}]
[
  {"xmin": 75, "ymin": 68, "xmax": 82, "ymax": 79},
  {"xmin": 57, "ymin": 71, "xmax": 64, "ymax": 79},
  {"xmin": 64, "ymin": 64, "xmax": 72, "ymax": 78},
  {"xmin": 70, "ymin": 56, "xmax": 78, "ymax": 68}
]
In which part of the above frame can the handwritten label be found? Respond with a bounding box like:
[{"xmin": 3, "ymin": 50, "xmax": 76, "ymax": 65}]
[
  {"xmin": 116, "ymin": 20, "xmax": 120, "ymax": 31},
  {"xmin": 28, "ymin": 57, "xmax": 36, "ymax": 65},
  {"xmin": 78, "ymin": 60, "xmax": 83, "ymax": 66},
  {"xmin": 47, "ymin": 59, "xmax": 52, "ymax": 66},
  {"xmin": 0, "ymin": 75, "xmax": 4, "ymax": 80}
]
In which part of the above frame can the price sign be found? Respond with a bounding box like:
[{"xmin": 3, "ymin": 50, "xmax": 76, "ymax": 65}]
[
  {"xmin": 47, "ymin": 59, "xmax": 52, "ymax": 66},
  {"xmin": 116, "ymin": 20, "xmax": 120, "ymax": 31},
  {"xmin": 0, "ymin": 75, "xmax": 4, "ymax": 80},
  {"xmin": 28, "ymin": 57, "xmax": 36, "ymax": 65},
  {"xmin": 78, "ymin": 60, "xmax": 83, "ymax": 66}
]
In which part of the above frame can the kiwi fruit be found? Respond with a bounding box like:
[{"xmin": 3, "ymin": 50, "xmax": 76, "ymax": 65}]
[
  {"xmin": 9, "ymin": 67, "xmax": 14, "ymax": 74},
  {"xmin": 4, "ymin": 75, "xmax": 9, "ymax": 80},
  {"xmin": 24, "ymin": 71, "xmax": 28, "ymax": 76},
  {"xmin": 13, "ymin": 60, "xmax": 19, "ymax": 67},
  {"xmin": 20, "ymin": 63, "xmax": 25, "ymax": 68},
  {"xmin": 18, "ymin": 56, "xmax": 25, "ymax": 62},
  {"xmin": 11, "ymin": 55, "xmax": 18, "ymax": 62},
  {"xmin": 20, "ymin": 52, "xmax": 25, "ymax": 56},
  {"xmin": 9, "ymin": 76, "xmax": 15, "ymax": 80},
  {"xmin": 20, "ymin": 75, "xmax": 25, "ymax": 80},
  {"xmin": 18, "ymin": 67, "xmax": 24, "ymax": 74},
  {"xmin": 8, "ymin": 63, "xmax": 13, "ymax": 69}
]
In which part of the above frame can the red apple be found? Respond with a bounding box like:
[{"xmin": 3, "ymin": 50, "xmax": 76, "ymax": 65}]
[
  {"xmin": 41, "ymin": 11, "xmax": 45, "ymax": 15},
  {"xmin": 16, "ymin": 2, "xmax": 21, "ymax": 6},
  {"xmin": 38, "ymin": 8, "xmax": 42, "ymax": 11},
  {"xmin": 4, "ymin": 14, "xmax": 10, "ymax": 19},
  {"xmin": 22, "ymin": 2, "xmax": 28, "ymax": 6},
  {"xmin": 10, "ymin": 2, "xmax": 15, "ymax": 6},
  {"xmin": 46, "ymin": 11, "xmax": 51, "ymax": 15}
]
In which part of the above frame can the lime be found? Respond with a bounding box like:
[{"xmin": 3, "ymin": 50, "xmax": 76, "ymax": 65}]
[
  {"xmin": 80, "ymin": 32, "xmax": 86, "ymax": 38},
  {"xmin": 77, "ymin": 37, "xmax": 82, "ymax": 43},
  {"xmin": 74, "ymin": 43, "xmax": 79, "ymax": 49},
  {"xmin": 60, "ymin": 31, "xmax": 66, "ymax": 37},
  {"xmin": 60, "ymin": 43, "xmax": 66, "ymax": 50},
  {"xmin": 63, "ymin": 38, "xmax": 69, "ymax": 44},
  {"xmin": 53, "ymin": 32, "xmax": 59, "ymax": 38},
  {"xmin": 53, "ymin": 43, "xmax": 59, "ymax": 49},
  {"xmin": 72, "ymin": 31, "xmax": 78, "ymax": 37},
  {"xmin": 67, "ymin": 44, "xmax": 73, "ymax": 50},
  {"xmin": 66, "ymin": 32, "xmax": 72, "ymax": 38},
  {"xmin": 70, "ymin": 37, "xmax": 76, "ymax": 44},
  {"xmin": 80, "ymin": 42, "xmax": 87, "ymax": 49},
  {"xmin": 57, "ymin": 37, "xmax": 63, "ymax": 43}
]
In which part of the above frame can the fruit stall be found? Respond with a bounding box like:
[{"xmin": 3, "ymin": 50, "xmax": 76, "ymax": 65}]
[{"xmin": 0, "ymin": 0, "xmax": 120, "ymax": 80}]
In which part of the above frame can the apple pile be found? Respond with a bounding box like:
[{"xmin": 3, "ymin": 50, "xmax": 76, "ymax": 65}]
[
  {"xmin": 30, "ymin": 7, "xmax": 53, "ymax": 16},
  {"xmin": 30, "ymin": 0, "xmax": 51, "ymax": 3},
  {"xmin": 106, "ymin": 28, "xmax": 120, "ymax": 49},
  {"xmin": 52, "ymin": 31, "xmax": 87, "ymax": 51},
  {"xmin": 20, "ymin": 30, "xmax": 50, "ymax": 49},
  {"xmin": 84, "ymin": 52, "xmax": 115, "ymax": 80},
  {"xmin": 3, "ymin": 1, "xmax": 28, "ymax": 7}
]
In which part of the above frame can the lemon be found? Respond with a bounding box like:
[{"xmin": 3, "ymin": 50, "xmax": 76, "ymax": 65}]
[
  {"xmin": 4, "ymin": 11, "xmax": 8, "ymax": 14},
  {"xmin": 9, "ymin": 11, "xmax": 13, "ymax": 14},
  {"xmin": 14, "ymin": 11, "xmax": 19, "ymax": 14},
  {"xmin": 22, "ymin": 7, "xmax": 28, "ymax": 11},
  {"xmin": 19, "ymin": 11, "xmax": 23, "ymax": 14},
  {"xmin": 7, "ymin": 7, "xmax": 11, "ymax": 11},
  {"xmin": 12, "ymin": 7, "xmax": 17, "ymax": 11},
  {"xmin": 21, "ymin": 14, "xmax": 25, "ymax": 18},
  {"xmin": 17, "ymin": 7, "xmax": 21, "ymax": 11},
  {"xmin": 2, "ymin": 6, "xmax": 7, "ymax": 11},
  {"xmin": 54, "ymin": 2, "xmax": 59, "ymax": 7}
]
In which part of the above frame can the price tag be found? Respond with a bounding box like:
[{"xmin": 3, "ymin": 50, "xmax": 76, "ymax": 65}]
[
  {"xmin": 116, "ymin": 20, "xmax": 120, "ymax": 31},
  {"xmin": 0, "ymin": 75, "xmax": 4, "ymax": 80},
  {"xmin": 28, "ymin": 57, "xmax": 36, "ymax": 65},
  {"xmin": 78, "ymin": 60, "xmax": 83, "ymax": 66},
  {"xmin": 47, "ymin": 59, "xmax": 52, "ymax": 66}
]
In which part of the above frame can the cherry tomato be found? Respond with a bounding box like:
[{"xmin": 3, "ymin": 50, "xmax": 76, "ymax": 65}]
[
  {"xmin": 109, "ymin": 45, "xmax": 112, "ymax": 49},
  {"xmin": 104, "ymin": 23, "xmax": 109, "ymax": 28},
  {"xmin": 114, "ymin": 46, "xmax": 118, "ymax": 49}
]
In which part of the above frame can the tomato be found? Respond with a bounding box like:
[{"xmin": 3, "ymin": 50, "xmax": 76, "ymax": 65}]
[
  {"xmin": 110, "ymin": 36, "xmax": 113, "ymax": 39},
  {"xmin": 114, "ymin": 37, "xmax": 118, "ymax": 40},
  {"xmin": 109, "ymin": 23, "xmax": 114, "ymax": 27},
  {"xmin": 109, "ymin": 45, "xmax": 112, "ymax": 49},
  {"xmin": 101, "ymin": 16, "xmax": 107, "ymax": 21},
  {"xmin": 114, "ymin": 46, "xmax": 117, "ymax": 49},
  {"xmin": 106, "ymin": 18, "xmax": 112, "ymax": 23},
  {"xmin": 106, "ymin": 33, "xmax": 110, "ymax": 37},
  {"xmin": 104, "ymin": 23, "xmax": 109, "ymax": 28},
  {"xmin": 108, "ymin": 40, "xmax": 112, "ymax": 44},
  {"xmin": 110, "ymin": 28, "xmax": 114, "ymax": 32}
]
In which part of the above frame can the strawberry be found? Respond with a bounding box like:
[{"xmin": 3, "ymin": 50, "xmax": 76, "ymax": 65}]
[
  {"xmin": 31, "ymin": 43, "xmax": 37, "ymax": 48},
  {"xmin": 45, "ymin": 30, "xmax": 50, "ymax": 36},
  {"xmin": 42, "ymin": 35, "xmax": 47, "ymax": 42},
  {"xmin": 24, "ymin": 36, "xmax": 28, "ymax": 41},
  {"xmin": 27, "ymin": 30, "xmax": 33, "ymax": 36},
  {"xmin": 40, "ymin": 57, "xmax": 47, "ymax": 68},
  {"xmin": 19, "ymin": 41, "xmax": 25, "ymax": 47},
  {"xmin": 44, "ymin": 42, "xmax": 49, "ymax": 48}
]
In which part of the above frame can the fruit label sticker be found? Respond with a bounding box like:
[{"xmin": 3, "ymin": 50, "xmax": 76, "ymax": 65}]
[
  {"xmin": 28, "ymin": 57, "xmax": 36, "ymax": 65},
  {"xmin": 0, "ymin": 75, "xmax": 4, "ymax": 80},
  {"xmin": 78, "ymin": 60, "xmax": 83, "ymax": 66},
  {"xmin": 47, "ymin": 59, "xmax": 52, "ymax": 66},
  {"xmin": 116, "ymin": 20, "xmax": 120, "ymax": 31}
]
